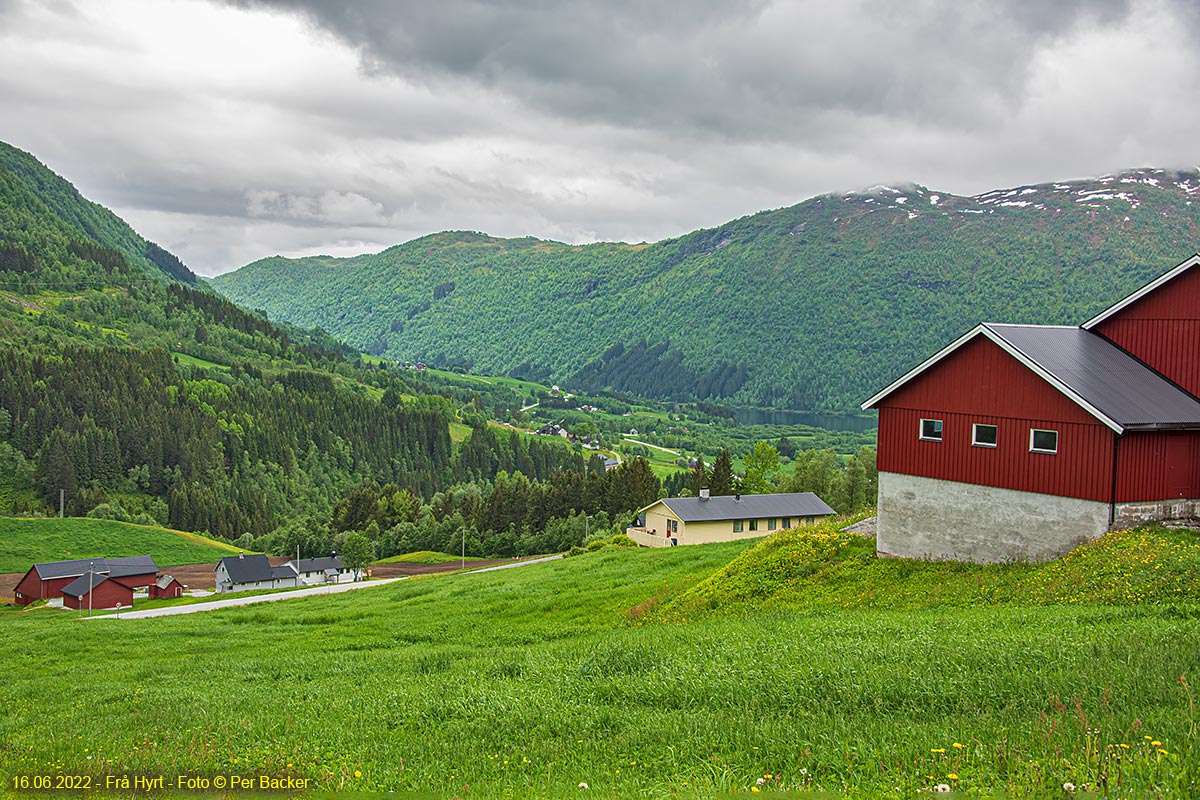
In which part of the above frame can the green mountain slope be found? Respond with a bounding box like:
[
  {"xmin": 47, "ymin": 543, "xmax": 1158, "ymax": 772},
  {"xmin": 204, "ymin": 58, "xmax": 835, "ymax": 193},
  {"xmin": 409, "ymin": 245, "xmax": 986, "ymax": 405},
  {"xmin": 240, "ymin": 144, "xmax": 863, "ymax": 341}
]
[
  {"xmin": 0, "ymin": 140, "xmax": 658, "ymax": 557},
  {"xmin": 213, "ymin": 171, "xmax": 1200, "ymax": 413},
  {"xmin": 0, "ymin": 141, "xmax": 196, "ymax": 284}
]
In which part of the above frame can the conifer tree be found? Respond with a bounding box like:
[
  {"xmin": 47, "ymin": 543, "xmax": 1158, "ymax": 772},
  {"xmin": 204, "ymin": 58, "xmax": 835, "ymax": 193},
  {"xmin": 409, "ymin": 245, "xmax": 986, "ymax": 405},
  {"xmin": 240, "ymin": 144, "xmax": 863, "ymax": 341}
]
[{"xmin": 709, "ymin": 449, "xmax": 735, "ymax": 496}]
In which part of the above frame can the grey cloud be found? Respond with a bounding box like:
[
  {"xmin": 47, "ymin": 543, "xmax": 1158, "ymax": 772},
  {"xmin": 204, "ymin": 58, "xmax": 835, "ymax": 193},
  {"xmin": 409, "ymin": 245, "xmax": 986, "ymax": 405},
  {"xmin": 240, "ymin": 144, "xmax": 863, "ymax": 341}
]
[{"xmin": 225, "ymin": 0, "xmax": 1138, "ymax": 140}]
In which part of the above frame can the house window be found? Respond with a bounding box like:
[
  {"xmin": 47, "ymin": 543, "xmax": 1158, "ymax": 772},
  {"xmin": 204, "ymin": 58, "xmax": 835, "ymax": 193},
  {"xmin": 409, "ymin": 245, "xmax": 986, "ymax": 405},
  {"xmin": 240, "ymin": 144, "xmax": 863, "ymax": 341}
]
[
  {"xmin": 733, "ymin": 520, "xmax": 743, "ymax": 533},
  {"xmin": 767, "ymin": 518, "xmax": 777, "ymax": 531},
  {"xmin": 782, "ymin": 517, "xmax": 791, "ymax": 529},
  {"xmin": 972, "ymin": 423, "xmax": 998, "ymax": 448},
  {"xmin": 920, "ymin": 418, "xmax": 943, "ymax": 441},
  {"xmin": 1030, "ymin": 428, "xmax": 1059, "ymax": 454},
  {"xmin": 749, "ymin": 519, "xmax": 759, "ymax": 531}
]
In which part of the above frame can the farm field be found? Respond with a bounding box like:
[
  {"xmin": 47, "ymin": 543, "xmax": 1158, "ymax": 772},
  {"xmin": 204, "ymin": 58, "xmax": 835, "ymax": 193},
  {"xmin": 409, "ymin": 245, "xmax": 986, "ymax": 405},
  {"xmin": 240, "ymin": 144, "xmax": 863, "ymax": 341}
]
[
  {"xmin": 2, "ymin": 524, "xmax": 1198, "ymax": 798},
  {"xmin": 0, "ymin": 518, "xmax": 245, "ymax": 574}
]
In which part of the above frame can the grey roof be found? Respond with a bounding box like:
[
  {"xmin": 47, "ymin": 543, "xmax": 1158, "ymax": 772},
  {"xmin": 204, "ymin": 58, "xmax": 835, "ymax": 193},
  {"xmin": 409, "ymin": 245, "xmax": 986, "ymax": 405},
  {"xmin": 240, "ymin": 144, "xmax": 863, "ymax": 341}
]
[
  {"xmin": 33, "ymin": 557, "xmax": 105, "ymax": 580},
  {"xmin": 61, "ymin": 572, "xmax": 122, "ymax": 598},
  {"xmin": 271, "ymin": 565, "xmax": 299, "ymax": 581},
  {"xmin": 216, "ymin": 554, "xmax": 275, "ymax": 584},
  {"xmin": 293, "ymin": 556, "xmax": 345, "ymax": 573},
  {"xmin": 155, "ymin": 574, "xmax": 180, "ymax": 590},
  {"xmin": 106, "ymin": 555, "xmax": 157, "ymax": 577},
  {"xmin": 985, "ymin": 324, "xmax": 1200, "ymax": 430},
  {"xmin": 656, "ymin": 492, "xmax": 836, "ymax": 522},
  {"xmin": 32, "ymin": 555, "xmax": 156, "ymax": 581}
]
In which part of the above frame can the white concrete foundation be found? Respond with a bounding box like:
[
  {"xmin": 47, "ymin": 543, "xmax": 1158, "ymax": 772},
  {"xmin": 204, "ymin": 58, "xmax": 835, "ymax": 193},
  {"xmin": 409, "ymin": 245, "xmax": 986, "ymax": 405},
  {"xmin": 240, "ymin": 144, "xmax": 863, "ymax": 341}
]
[{"xmin": 876, "ymin": 472, "xmax": 1110, "ymax": 563}]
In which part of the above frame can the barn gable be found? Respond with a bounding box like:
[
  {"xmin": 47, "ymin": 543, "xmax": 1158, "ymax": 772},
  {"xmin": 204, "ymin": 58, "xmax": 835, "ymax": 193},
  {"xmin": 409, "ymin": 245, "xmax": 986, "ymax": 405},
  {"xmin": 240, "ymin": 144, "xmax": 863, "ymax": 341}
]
[{"xmin": 1084, "ymin": 254, "xmax": 1200, "ymax": 398}]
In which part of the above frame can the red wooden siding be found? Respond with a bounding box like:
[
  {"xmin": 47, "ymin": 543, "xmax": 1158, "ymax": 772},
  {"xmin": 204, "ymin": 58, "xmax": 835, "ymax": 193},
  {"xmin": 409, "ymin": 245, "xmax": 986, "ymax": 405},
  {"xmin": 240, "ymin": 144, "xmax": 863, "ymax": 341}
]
[
  {"xmin": 876, "ymin": 336, "xmax": 1114, "ymax": 501},
  {"xmin": 1115, "ymin": 431, "xmax": 1200, "ymax": 502},
  {"xmin": 879, "ymin": 336, "xmax": 1101, "ymax": 423},
  {"xmin": 1093, "ymin": 264, "xmax": 1200, "ymax": 398},
  {"xmin": 1096, "ymin": 319, "xmax": 1200, "ymax": 399},
  {"xmin": 878, "ymin": 408, "xmax": 1114, "ymax": 501},
  {"xmin": 13, "ymin": 575, "xmax": 77, "ymax": 605},
  {"xmin": 62, "ymin": 580, "xmax": 133, "ymax": 611}
]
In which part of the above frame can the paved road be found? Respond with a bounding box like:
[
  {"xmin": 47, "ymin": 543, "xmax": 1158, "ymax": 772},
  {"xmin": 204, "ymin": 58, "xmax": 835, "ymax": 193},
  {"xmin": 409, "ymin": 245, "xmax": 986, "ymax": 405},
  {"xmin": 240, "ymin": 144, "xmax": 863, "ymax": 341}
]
[
  {"xmin": 98, "ymin": 554, "xmax": 563, "ymax": 620},
  {"xmin": 96, "ymin": 577, "xmax": 411, "ymax": 619}
]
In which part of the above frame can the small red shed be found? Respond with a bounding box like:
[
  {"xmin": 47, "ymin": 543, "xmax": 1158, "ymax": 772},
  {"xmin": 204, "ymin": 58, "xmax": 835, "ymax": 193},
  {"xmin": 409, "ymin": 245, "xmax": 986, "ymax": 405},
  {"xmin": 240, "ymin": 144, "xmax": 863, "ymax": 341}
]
[
  {"xmin": 148, "ymin": 574, "xmax": 185, "ymax": 599},
  {"xmin": 863, "ymin": 254, "xmax": 1200, "ymax": 562}
]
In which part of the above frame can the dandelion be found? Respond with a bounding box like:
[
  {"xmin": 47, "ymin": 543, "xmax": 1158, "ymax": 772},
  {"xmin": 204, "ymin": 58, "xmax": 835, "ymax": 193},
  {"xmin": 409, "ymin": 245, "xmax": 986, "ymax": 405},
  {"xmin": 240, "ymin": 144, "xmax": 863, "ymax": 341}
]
[
  {"xmin": 1158, "ymin": 748, "xmax": 1169, "ymax": 755},
  {"xmin": 931, "ymin": 748, "xmax": 946, "ymax": 754},
  {"xmin": 751, "ymin": 788, "xmax": 761, "ymax": 794},
  {"xmin": 947, "ymin": 773, "xmax": 958, "ymax": 780},
  {"xmin": 952, "ymin": 743, "xmax": 965, "ymax": 749},
  {"xmin": 1151, "ymin": 740, "xmax": 1162, "ymax": 747}
]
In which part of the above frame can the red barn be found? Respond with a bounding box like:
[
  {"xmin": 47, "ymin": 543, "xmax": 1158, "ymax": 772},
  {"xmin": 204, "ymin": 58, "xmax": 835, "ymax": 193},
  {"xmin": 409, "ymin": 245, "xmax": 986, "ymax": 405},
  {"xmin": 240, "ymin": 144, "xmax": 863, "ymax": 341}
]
[
  {"xmin": 13, "ymin": 556, "xmax": 158, "ymax": 605},
  {"xmin": 61, "ymin": 572, "xmax": 135, "ymax": 611},
  {"xmin": 863, "ymin": 254, "xmax": 1200, "ymax": 562}
]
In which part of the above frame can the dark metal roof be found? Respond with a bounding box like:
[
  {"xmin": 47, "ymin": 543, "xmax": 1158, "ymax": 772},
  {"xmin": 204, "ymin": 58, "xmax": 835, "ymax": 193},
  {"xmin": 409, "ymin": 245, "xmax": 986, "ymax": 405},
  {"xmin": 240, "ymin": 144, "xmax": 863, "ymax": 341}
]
[
  {"xmin": 295, "ymin": 557, "xmax": 345, "ymax": 573},
  {"xmin": 658, "ymin": 492, "xmax": 836, "ymax": 522},
  {"xmin": 106, "ymin": 555, "xmax": 157, "ymax": 577},
  {"xmin": 985, "ymin": 324, "xmax": 1200, "ymax": 430},
  {"xmin": 271, "ymin": 565, "xmax": 299, "ymax": 581},
  {"xmin": 33, "ymin": 558, "xmax": 104, "ymax": 580},
  {"xmin": 216, "ymin": 554, "xmax": 275, "ymax": 584}
]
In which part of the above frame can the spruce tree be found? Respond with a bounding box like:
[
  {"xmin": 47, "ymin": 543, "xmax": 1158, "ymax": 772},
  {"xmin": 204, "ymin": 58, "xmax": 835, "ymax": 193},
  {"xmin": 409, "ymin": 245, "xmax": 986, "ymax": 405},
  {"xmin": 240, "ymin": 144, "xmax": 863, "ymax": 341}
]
[{"xmin": 709, "ymin": 449, "xmax": 735, "ymax": 496}]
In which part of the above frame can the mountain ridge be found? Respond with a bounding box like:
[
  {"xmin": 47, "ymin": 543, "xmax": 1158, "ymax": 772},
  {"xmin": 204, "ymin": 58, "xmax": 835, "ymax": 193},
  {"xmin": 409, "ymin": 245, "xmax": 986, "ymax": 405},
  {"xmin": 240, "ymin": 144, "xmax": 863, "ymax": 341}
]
[{"xmin": 213, "ymin": 166, "xmax": 1200, "ymax": 414}]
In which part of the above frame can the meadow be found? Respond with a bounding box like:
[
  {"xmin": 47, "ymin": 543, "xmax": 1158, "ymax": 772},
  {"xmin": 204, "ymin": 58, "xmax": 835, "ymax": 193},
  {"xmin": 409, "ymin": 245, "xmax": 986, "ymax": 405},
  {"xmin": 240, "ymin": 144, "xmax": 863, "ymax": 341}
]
[
  {"xmin": 0, "ymin": 518, "xmax": 244, "ymax": 573},
  {"xmin": 0, "ymin": 527, "xmax": 1197, "ymax": 798}
]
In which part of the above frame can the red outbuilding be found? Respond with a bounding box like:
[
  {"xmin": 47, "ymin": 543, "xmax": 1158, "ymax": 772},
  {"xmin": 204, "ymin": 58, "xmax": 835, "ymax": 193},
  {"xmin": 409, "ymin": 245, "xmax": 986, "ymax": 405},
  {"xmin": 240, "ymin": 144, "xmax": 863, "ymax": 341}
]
[
  {"xmin": 61, "ymin": 572, "xmax": 135, "ymax": 611},
  {"xmin": 148, "ymin": 574, "xmax": 185, "ymax": 599},
  {"xmin": 863, "ymin": 254, "xmax": 1200, "ymax": 562}
]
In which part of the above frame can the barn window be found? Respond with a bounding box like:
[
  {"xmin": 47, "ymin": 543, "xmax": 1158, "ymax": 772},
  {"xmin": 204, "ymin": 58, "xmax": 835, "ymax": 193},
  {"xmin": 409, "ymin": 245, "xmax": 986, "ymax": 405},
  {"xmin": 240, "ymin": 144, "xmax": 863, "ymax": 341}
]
[
  {"xmin": 920, "ymin": 418, "xmax": 943, "ymax": 441},
  {"xmin": 1030, "ymin": 428, "xmax": 1059, "ymax": 454},
  {"xmin": 972, "ymin": 423, "xmax": 998, "ymax": 447}
]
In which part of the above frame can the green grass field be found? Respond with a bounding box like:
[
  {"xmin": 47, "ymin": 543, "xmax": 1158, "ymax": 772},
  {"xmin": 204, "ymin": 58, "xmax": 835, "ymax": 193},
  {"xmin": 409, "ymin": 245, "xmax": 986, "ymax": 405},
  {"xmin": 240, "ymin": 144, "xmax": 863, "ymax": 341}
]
[
  {"xmin": 0, "ymin": 527, "xmax": 1197, "ymax": 798},
  {"xmin": 0, "ymin": 518, "xmax": 245, "ymax": 573},
  {"xmin": 374, "ymin": 550, "xmax": 489, "ymax": 565}
]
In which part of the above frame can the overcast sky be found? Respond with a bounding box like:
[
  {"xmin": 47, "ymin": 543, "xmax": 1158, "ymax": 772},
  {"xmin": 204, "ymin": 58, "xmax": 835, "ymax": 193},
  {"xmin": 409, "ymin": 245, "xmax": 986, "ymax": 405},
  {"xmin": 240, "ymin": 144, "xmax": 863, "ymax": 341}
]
[{"xmin": 1, "ymin": 0, "xmax": 1198, "ymax": 276}]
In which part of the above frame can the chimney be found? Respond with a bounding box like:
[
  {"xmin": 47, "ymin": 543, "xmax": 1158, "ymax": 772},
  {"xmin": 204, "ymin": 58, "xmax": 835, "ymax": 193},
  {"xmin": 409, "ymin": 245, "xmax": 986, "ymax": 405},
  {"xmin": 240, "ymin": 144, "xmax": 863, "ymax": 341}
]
[
  {"xmin": 699, "ymin": 488, "xmax": 710, "ymax": 500},
  {"xmin": 238, "ymin": 552, "xmax": 244, "ymax": 559},
  {"xmin": 734, "ymin": 493, "xmax": 741, "ymax": 502}
]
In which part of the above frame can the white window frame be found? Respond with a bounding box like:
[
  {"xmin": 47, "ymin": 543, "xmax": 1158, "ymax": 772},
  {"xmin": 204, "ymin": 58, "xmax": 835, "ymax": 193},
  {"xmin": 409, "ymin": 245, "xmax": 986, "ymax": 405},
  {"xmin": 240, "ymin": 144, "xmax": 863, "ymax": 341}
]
[
  {"xmin": 1030, "ymin": 428, "xmax": 1059, "ymax": 454},
  {"xmin": 972, "ymin": 423, "xmax": 998, "ymax": 448},
  {"xmin": 920, "ymin": 418, "xmax": 943, "ymax": 441}
]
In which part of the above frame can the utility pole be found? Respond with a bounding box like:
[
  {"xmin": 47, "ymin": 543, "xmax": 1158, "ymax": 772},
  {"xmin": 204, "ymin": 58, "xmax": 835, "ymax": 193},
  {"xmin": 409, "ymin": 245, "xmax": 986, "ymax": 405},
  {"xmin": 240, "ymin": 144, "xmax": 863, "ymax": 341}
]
[
  {"xmin": 88, "ymin": 561, "xmax": 93, "ymax": 618},
  {"xmin": 59, "ymin": 489, "xmax": 64, "ymax": 519},
  {"xmin": 461, "ymin": 528, "xmax": 465, "ymax": 570}
]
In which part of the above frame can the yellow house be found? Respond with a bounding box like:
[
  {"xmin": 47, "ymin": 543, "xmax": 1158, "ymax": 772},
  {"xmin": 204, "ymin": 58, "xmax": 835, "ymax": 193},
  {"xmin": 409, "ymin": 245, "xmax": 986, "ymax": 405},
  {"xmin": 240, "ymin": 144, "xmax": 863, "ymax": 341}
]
[{"xmin": 627, "ymin": 490, "xmax": 836, "ymax": 547}]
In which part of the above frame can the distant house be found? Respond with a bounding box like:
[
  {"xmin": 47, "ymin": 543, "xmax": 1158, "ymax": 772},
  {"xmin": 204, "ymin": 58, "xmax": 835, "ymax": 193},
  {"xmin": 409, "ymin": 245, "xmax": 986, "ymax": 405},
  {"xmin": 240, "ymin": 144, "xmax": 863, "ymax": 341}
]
[
  {"xmin": 862, "ymin": 253, "xmax": 1200, "ymax": 562},
  {"xmin": 214, "ymin": 553, "xmax": 299, "ymax": 593},
  {"xmin": 603, "ymin": 457, "xmax": 620, "ymax": 471},
  {"xmin": 628, "ymin": 491, "xmax": 836, "ymax": 547},
  {"xmin": 285, "ymin": 556, "xmax": 353, "ymax": 586},
  {"xmin": 13, "ymin": 556, "xmax": 158, "ymax": 605},
  {"xmin": 536, "ymin": 421, "xmax": 569, "ymax": 438},
  {"xmin": 61, "ymin": 571, "xmax": 135, "ymax": 611},
  {"xmin": 149, "ymin": 574, "xmax": 186, "ymax": 599}
]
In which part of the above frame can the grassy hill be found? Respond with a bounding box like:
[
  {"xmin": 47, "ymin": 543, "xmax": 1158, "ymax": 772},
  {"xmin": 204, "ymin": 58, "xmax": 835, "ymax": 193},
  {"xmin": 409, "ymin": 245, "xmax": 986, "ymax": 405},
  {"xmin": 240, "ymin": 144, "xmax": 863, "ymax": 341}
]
[
  {"xmin": 0, "ymin": 517, "xmax": 244, "ymax": 573},
  {"xmin": 0, "ymin": 528, "xmax": 1195, "ymax": 797},
  {"xmin": 213, "ymin": 170, "xmax": 1200, "ymax": 414}
]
